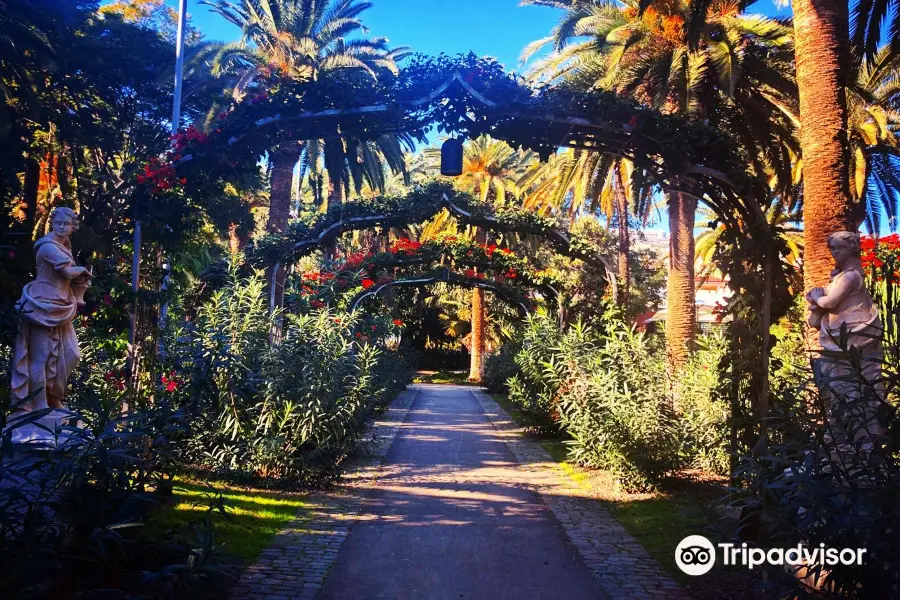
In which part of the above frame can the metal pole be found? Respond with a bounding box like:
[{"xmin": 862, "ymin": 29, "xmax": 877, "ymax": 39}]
[
  {"xmin": 158, "ymin": 0, "xmax": 188, "ymax": 354},
  {"xmin": 171, "ymin": 0, "xmax": 188, "ymax": 132},
  {"xmin": 127, "ymin": 218, "xmax": 142, "ymax": 396}
]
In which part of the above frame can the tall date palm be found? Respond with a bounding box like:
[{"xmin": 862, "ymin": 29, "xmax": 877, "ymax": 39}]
[
  {"xmin": 524, "ymin": 0, "xmax": 798, "ymax": 372},
  {"xmin": 202, "ymin": 0, "xmax": 409, "ymax": 233}
]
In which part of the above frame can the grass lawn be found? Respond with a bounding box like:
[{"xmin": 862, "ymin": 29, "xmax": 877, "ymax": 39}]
[
  {"xmin": 144, "ymin": 480, "xmax": 308, "ymax": 564},
  {"xmin": 413, "ymin": 369, "xmax": 475, "ymax": 386},
  {"xmin": 490, "ymin": 393, "xmax": 728, "ymax": 588}
]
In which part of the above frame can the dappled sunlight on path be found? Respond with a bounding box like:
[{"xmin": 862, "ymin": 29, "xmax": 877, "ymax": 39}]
[
  {"xmin": 230, "ymin": 384, "xmax": 690, "ymax": 600},
  {"xmin": 317, "ymin": 384, "xmax": 604, "ymax": 600}
]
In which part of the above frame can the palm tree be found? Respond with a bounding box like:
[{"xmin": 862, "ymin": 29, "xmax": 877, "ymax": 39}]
[
  {"xmin": 521, "ymin": 149, "xmax": 655, "ymax": 306},
  {"xmin": 695, "ymin": 205, "xmax": 803, "ymax": 280},
  {"xmin": 524, "ymin": 0, "xmax": 798, "ymax": 372},
  {"xmin": 789, "ymin": 0, "xmax": 855, "ymax": 294},
  {"xmin": 440, "ymin": 135, "xmax": 538, "ymax": 381},
  {"xmin": 202, "ymin": 0, "xmax": 410, "ymax": 234},
  {"xmin": 849, "ymin": 47, "xmax": 900, "ymax": 234}
]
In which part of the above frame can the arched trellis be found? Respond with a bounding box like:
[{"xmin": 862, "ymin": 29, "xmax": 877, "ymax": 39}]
[
  {"xmin": 132, "ymin": 54, "xmax": 786, "ymax": 414},
  {"xmin": 347, "ymin": 267, "xmax": 560, "ymax": 320},
  {"xmin": 255, "ymin": 184, "xmax": 619, "ymax": 314}
]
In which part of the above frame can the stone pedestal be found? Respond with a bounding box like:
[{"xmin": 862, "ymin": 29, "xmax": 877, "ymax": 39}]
[{"xmin": 4, "ymin": 409, "xmax": 86, "ymax": 449}]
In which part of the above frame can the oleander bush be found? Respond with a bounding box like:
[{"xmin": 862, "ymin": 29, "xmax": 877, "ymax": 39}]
[
  {"xmin": 482, "ymin": 339, "xmax": 521, "ymax": 393},
  {"xmin": 167, "ymin": 269, "xmax": 412, "ymax": 487},
  {"xmin": 500, "ymin": 313, "xmax": 733, "ymax": 491},
  {"xmin": 506, "ymin": 314, "xmax": 565, "ymax": 434},
  {"xmin": 674, "ymin": 332, "xmax": 730, "ymax": 475},
  {"xmin": 552, "ymin": 322, "xmax": 683, "ymax": 492}
]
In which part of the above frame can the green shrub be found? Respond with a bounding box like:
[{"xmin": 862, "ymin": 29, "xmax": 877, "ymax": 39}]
[
  {"xmin": 0, "ymin": 397, "xmax": 230, "ymax": 600},
  {"xmin": 673, "ymin": 332, "xmax": 730, "ymax": 475},
  {"xmin": 482, "ymin": 340, "xmax": 521, "ymax": 393},
  {"xmin": 737, "ymin": 334, "xmax": 900, "ymax": 598},
  {"xmin": 168, "ymin": 269, "xmax": 411, "ymax": 486},
  {"xmin": 506, "ymin": 312, "xmax": 740, "ymax": 492},
  {"xmin": 506, "ymin": 314, "xmax": 564, "ymax": 434},
  {"xmin": 553, "ymin": 324, "xmax": 683, "ymax": 492}
]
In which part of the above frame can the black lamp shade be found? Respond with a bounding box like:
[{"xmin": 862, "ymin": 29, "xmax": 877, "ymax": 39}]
[{"xmin": 441, "ymin": 138, "xmax": 464, "ymax": 176}]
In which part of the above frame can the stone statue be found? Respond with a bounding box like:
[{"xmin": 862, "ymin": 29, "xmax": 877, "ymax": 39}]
[
  {"xmin": 10, "ymin": 207, "xmax": 90, "ymax": 417},
  {"xmin": 805, "ymin": 231, "xmax": 883, "ymax": 446}
]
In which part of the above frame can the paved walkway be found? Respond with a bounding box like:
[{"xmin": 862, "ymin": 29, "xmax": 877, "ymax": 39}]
[
  {"xmin": 318, "ymin": 385, "xmax": 603, "ymax": 600},
  {"xmin": 230, "ymin": 384, "xmax": 688, "ymax": 600}
]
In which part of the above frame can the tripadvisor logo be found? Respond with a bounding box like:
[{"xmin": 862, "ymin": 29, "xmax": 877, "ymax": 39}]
[
  {"xmin": 675, "ymin": 535, "xmax": 867, "ymax": 576},
  {"xmin": 675, "ymin": 535, "xmax": 716, "ymax": 576}
]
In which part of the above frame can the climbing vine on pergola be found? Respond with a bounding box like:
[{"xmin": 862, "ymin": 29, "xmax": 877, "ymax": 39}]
[
  {"xmin": 129, "ymin": 52, "xmax": 791, "ymax": 414},
  {"xmin": 291, "ymin": 233, "xmax": 565, "ymax": 317}
]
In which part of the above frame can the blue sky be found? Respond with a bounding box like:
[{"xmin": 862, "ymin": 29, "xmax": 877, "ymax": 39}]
[
  {"xmin": 187, "ymin": 1, "xmax": 562, "ymax": 72},
  {"xmin": 177, "ymin": 0, "xmax": 791, "ymax": 230},
  {"xmin": 183, "ymin": 0, "xmax": 787, "ymax": 72}
]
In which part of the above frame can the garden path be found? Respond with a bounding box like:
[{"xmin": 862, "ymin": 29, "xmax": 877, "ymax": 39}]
[
  {"xmin": 317, "ymin": 384, "xmax": 603, "ymax": 600},
  {"xmin": 230, "ymin": 384, "xmax": 689, "ymax": 600}
]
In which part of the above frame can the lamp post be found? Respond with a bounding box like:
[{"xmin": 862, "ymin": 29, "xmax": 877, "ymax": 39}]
[
  {"xmin": 159, "ymin": 0, "xmax": 188, "ymax": 335},
  {"xmin": 130, "ymin": 0, "xmax": 188, "ymax": 370}
]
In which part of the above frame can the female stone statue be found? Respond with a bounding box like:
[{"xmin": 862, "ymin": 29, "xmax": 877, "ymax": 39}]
[
  {"xmin": 11, "ymin": 207, "xmax": 90, "ymax": 413},
  {"xmin": 805, "ymin": 231, "xmax": 883, "ymax": 445}
]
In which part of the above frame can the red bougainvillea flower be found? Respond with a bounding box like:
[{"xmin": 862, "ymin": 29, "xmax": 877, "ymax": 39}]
[
  {"xmin": 136, "ymin": 156, "xmax": 179, "ymax": 194},
  {"xmin": 171, "ymin": 124, "xmax": 209, "ymax": 151},
  {"xmin": 362, "ymin": 278, "xmax": 375, "ymax": 289},
  {"xmin": 161, "ymin": 371, "xmax": 179, "ymax": 392},
  {"xmin": 463, "ymin": 269, "xmax": 476, "ymax": 277},
  {"xmin": 391, "ymin": 238, "xmax": 422, "ymax": 253},
  {"xmin": 393, "ymin": 319, "xmax": 404, "ymax": 326},
  {"xmin": 505, "ymin": 270, "xmax": 517, "ymax": 279},
  {"xmin": 345, "ymin": 251, "xmax": 371, "ymax": 268},
  {"xmin": 104, "ymin": 370, "xmax": 127, "ymax": 391}
]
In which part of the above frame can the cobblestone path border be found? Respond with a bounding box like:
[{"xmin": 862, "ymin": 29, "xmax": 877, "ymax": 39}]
[
  {"xmin": 228, "ymin": 387, "xmax": 419, "ymax": 600},
  {"xmin": 472, "ymin": 390, "xmax": 693, "ymax": 600}
]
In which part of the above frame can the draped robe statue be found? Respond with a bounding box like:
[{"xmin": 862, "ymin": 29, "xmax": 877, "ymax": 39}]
[
  {"xmin": 805, "ymin": 231, "xmax": 883, "ymax": 446},
  {"xmin": 11, "ymin": 207, "xmax": 90, "ymax": 415}
]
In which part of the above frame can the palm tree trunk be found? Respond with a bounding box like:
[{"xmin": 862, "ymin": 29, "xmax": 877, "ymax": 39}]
[
  {"xmin": 324, "ymin": 179, "xmax": 344, "ymax": 257},
  {"xmin": 666, "ymin": 192, "xmax": 697, "ymax": 379},
  {"xmin": 267, "ymin": 145, "xmax": 297, "ymax": 328},
  {"xmin": 469, "ymin": 228, "xmax": 488, "ymax": 382},
  {"xmin": 791, "ymin": 0, "xmax": 855, "ymax": 293},
  {"xmin": 469, "ymin": 286, "xmax": 485, "ymax": 382},
  {"xmin": 23, "ymin": 157, "xmax": 39, "ymax": 234},
  {"xmin": 228, "ymin": 223, "xmax": 241, "ymax": 255},
  {"xmin": 615, "ymin": 178, "xmax": 630, "ymax": 307},
  {"xmin": 267, "ymin": 145, "xmax": 297, "ymax": 234}
]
